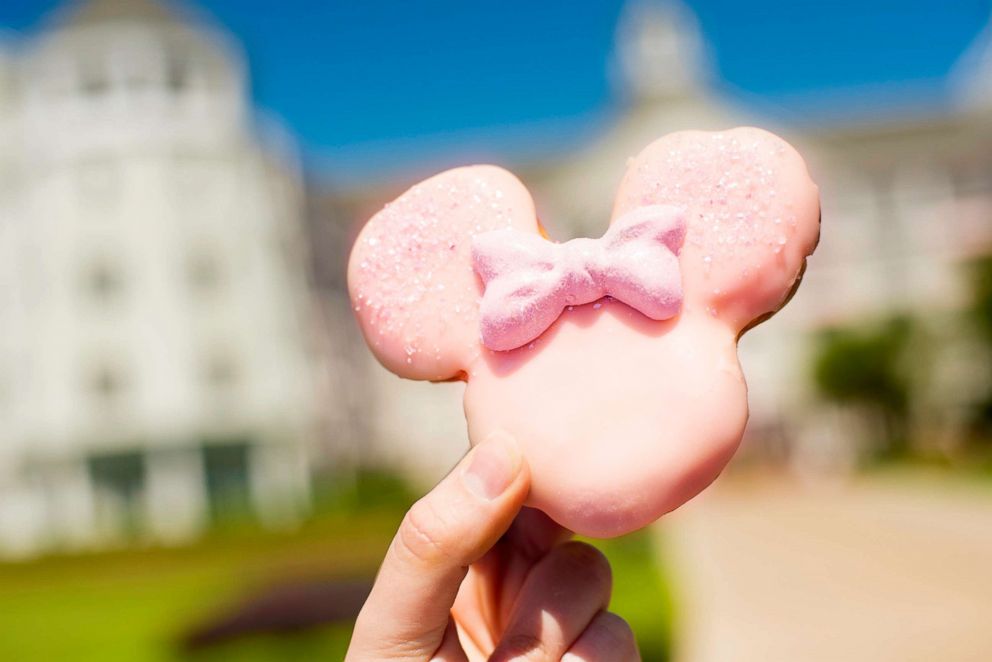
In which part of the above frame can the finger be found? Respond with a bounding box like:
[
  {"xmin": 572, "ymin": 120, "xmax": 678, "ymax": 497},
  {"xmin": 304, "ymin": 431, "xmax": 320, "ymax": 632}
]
[
  {"xmin": 490, "ymin": 541, "xmax": 612, "ymax": 661},
  {"xmin": 504, "ymin": 507, "xmax": 572, "ymax": 560},
  {"xmin": 563, "ymin": 611, "xmax": 640, "ymax": 662},
  {"xmin": 430, "ymin": 621, "xmax": 469, "ymax": 662},
  {"xmin": 457, "ymin": 507, "xmax": 572, "ymax": 640},
  {"xmin": 346, "ymin": 432, "xmax": 529, "ymax": 661},
  {"xmin": 498, "ymin": 507, "xmax": 573, "ymax": 614}
]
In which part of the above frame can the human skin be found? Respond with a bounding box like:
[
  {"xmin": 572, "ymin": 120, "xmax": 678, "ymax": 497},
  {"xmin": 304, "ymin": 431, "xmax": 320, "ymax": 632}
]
[{"xmin": 345, "ymin": 433, "xmax": 640, "ymax": 661}]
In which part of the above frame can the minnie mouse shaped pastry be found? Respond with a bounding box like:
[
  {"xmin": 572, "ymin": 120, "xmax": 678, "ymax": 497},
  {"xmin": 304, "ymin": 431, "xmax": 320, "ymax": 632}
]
[{"xmin": 348, "ymin": 127, "xmax": 820, "ymax": 537}]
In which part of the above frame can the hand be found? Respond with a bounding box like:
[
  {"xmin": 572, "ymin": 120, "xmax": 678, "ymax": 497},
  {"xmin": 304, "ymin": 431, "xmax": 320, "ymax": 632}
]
[{"xmin": 346, "ymin": 432, "xmax": 640, "ymax": 661}]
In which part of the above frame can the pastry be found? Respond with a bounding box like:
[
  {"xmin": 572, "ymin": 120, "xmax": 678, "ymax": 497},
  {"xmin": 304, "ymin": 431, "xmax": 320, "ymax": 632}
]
[{"xmin": 348, "ymin": 127, "xmax": 820, "ymax": 536}]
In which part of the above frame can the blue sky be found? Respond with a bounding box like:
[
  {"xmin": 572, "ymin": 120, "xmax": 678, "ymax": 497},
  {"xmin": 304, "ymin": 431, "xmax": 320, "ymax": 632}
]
[{"xmin": 1, "ymin": 0, "xmax": 989, "ymax": 183}]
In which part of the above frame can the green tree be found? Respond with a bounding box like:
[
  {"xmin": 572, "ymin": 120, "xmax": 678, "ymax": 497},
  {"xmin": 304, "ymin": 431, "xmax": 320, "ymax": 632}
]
[
  {"xmin": 812, "ymin": 316, "xmax": 914, "ymax": 459},
  {"xmin": 965, "ymin": 256, "xmax": 992, "ymax": 440}
]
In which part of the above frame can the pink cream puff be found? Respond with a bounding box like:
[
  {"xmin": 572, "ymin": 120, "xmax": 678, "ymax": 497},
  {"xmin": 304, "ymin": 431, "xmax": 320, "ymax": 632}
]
[{"xmin": 348, "ymin": 127, "xmax": 820, "ymax": 537}]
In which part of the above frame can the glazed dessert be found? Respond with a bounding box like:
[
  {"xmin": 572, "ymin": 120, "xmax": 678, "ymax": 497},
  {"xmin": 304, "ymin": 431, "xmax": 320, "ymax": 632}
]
[{"xmin": 348, "ymin": 127, "xmax": 820, "ymax": 537}]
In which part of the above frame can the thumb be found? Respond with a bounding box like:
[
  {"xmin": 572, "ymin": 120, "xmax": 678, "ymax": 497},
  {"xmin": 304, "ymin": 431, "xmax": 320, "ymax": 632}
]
[{"xmin": 346, "ymin": 432, "xmax": 529, "ymax": 661}]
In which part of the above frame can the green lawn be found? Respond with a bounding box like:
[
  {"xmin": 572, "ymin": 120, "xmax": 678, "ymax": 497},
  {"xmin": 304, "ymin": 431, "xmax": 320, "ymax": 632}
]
[
  {"xmin": 0, "ymin": 482, "xmax": 673, "ymax": 661},
  {"xmin": 0, "ymin": 509, "xmax": 397, "ymax": 662},
  {"xmin": 592, "ymin": 532, "xmax": 674, "ymax": 662}
]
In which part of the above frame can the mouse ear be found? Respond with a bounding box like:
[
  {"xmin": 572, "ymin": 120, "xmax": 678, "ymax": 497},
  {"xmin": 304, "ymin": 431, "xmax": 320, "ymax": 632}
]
[
  {"xmin": 348, "ymin": 165, "xmax": 539, "ymax": 381},
  {"xmin": 612, "ymin": 127, "xmax": 820, "ymax": 332}
]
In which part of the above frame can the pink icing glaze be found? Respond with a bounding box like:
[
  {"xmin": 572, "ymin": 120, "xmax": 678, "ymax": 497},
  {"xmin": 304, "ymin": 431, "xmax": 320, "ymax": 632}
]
[
  {"xmin": 472, "ymin": 204, "xmax": 686, "ymax": 351},
  {"xmin": 347, "ymin": 127, "xmax": 820, "ymax": 537}
]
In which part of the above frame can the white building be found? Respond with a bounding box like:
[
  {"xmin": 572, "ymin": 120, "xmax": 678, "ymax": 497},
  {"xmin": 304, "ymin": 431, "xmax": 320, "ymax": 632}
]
[
  {"xmin": 524, "ymin": 0, "xmax": 992, "ymax": 472},
  {"xmin": 0, "ymin": 0, "xmax": 320, "ymax": 556},
  {"xmin": 350, "ymin": 0, "xmax": 992, "ymax": 482}
]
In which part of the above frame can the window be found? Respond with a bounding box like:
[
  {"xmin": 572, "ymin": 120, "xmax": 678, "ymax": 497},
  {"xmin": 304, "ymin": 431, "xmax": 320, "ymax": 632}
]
[
  {"xmin": 78, "ymin": 57, "xmax": 108, "ymax": 97},
  {"xmin": 82, "ymin": 257, "xmax": 124, "ymax": 302},
  {"xmin": 186, "ymin": 248, "xmax": 223, "ymax": 294},
  {"xmin": 88, "ymin": 451, "xmax": 146, "ymax": 538},
  {"xmin": 86, "ymin": 361, "xmax": 128, "ymax": 408},
  {"xmin": 202, "ymin": 439, "xmax": 252, "ymax": 523},
  {"xmin": 203, "ymin": 351, "xmax": 239, "ymax": 393},
  {"xmin": 166, "ymin": 55, "xmax": 188, "ymax": 92}
]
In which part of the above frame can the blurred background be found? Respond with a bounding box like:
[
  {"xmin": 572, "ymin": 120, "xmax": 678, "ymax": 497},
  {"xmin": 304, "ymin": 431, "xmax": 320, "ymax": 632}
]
[{"xmin": 0, "ymin": 0, "xmax": 991, "ymax": 659}]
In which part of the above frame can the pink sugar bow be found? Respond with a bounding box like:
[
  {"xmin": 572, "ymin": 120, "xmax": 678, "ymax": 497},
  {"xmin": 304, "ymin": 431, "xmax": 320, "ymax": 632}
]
[{"xmin": 472, "ymin": 205, "xmax": 687, "ymax": 352}]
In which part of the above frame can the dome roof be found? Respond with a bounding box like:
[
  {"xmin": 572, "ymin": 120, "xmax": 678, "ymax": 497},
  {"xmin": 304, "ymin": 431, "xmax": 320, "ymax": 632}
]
[
  {"xmin": 55, "ymin": 0, "xmax": 180, "ymax": 28},
  {"xmin": 614, "ymin": 0, "xmax": 709, "ymax": 101}
]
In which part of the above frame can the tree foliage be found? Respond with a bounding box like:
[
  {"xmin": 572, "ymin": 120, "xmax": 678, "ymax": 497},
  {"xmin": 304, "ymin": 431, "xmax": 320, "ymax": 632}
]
[
  {"xmin": 812, "ymin": 316, "xmax": 913, "ymax": 416},
  {"xmin": 967, "ymin": 256, "xmax": 992, "ymax": 342},
  {"xmin": 966, "ymin": 256, "xmax": 992, "ymax": 439}
]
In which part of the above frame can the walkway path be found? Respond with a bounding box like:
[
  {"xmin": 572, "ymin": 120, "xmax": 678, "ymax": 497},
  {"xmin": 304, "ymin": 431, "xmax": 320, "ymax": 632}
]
[{"xmin": 661, "ymin": 472, "xmax": 992, "ymax": 662}]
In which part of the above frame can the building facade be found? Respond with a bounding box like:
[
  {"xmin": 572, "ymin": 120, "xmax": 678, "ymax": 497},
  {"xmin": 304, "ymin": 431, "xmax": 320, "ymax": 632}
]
[
  {"xmin": 531, "ymin": 0, "xmax": 992, "ymax": 471},
  {"xmin": 0, "ymin": 0, "xmax": 320, "ymax": 556},
  {"xmin": 343, "ymin": 0, "xmax": 992, "ymax": 482}
]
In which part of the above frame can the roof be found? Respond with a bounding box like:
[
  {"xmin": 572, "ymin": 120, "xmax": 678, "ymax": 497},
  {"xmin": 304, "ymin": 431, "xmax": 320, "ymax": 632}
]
[
  {"xmin": 48, "ymin": 0, "xmax": 182, "ymax": 30},
  {"xmin": 950, "ymin": 13, "xmax": 992, "ymax": 109}
]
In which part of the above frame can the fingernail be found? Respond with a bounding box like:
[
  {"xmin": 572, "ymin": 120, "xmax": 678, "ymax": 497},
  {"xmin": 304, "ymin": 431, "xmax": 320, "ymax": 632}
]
[{"xmin": 463, "ymin": 431, "xmax": 521, "ymax": 500}]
